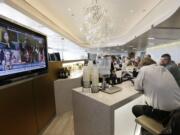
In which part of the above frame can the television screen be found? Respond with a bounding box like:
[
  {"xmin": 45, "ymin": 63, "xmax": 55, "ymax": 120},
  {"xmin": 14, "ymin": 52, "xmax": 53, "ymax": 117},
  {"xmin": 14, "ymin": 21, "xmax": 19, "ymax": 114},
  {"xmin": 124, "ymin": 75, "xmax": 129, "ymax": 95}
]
[
  {"xmin": 0, "ymin": 17, "xmax": 48, "ymax": 82},
  {"xmin": 49, "ymin": 53, "xmax": 56, "ymax": 61},
  {"xmin": 48, "ymin": 52, "xmax": 61, "ymax": 61},
  {"xmin": 54, "ymin": 52, "xmax": 61, "ymax": 61}
]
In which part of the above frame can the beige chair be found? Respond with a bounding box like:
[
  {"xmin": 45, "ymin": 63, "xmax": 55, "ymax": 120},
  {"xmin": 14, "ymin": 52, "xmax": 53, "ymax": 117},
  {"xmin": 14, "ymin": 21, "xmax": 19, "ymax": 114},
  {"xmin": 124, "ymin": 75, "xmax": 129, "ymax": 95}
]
[{"xmin": 135, "ymin": 115, "xmax": 165, "ymax": 135}]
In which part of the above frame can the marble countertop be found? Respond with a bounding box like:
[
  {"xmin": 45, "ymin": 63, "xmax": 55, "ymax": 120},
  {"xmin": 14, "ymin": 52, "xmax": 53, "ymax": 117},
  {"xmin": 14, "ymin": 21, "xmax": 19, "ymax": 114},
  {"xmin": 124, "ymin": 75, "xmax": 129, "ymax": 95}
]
[{"xmin": 73, "ymin": 81, "xmax": 142, "ymax": 107}]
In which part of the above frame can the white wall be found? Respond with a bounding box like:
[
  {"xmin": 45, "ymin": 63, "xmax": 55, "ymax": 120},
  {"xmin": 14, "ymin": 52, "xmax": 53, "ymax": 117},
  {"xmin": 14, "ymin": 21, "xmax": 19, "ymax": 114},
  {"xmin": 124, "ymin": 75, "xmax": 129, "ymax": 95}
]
[{"xmin": 146, "ymin": 41, "xmax": 180, "ymax": 64}]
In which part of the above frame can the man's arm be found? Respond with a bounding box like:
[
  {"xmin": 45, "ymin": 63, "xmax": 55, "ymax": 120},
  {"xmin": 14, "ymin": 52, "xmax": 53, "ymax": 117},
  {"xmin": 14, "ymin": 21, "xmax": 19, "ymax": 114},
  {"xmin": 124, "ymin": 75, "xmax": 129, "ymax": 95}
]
[{"xmin": 134, "ymin": 69, "xmax": 145, "ymax": 92}]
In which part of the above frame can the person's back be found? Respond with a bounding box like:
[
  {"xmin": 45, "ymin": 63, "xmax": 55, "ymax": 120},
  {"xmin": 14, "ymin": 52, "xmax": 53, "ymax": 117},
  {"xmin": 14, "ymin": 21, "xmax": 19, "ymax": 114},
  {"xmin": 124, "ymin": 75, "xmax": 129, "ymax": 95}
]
[
  {"xmin": 135, "ymin": 64, "xmax": 180, "ymax": 111},
  {"xmin": 165, "ymin": 62, "xmax": 180, "ymax": 87},
  {"xmin": 133, "ymin": 57, "xmax": 180, "ymax": 135}
]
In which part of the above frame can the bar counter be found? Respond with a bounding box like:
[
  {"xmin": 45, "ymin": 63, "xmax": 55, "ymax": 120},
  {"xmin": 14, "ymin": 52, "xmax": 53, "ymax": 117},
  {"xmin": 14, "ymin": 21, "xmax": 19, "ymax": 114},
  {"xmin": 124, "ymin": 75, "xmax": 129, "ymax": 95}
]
[{"xmin": 72, "ymin": 81, "xmax": 144, "ymax": 135}]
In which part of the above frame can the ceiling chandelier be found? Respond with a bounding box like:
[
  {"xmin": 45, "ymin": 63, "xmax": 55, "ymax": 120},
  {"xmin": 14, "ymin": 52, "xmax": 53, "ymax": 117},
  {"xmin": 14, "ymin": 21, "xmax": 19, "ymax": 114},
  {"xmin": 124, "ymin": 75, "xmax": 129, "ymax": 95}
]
[{"xmin": 81, "ymin": 0, "xmax": 113, "ymax": 45}]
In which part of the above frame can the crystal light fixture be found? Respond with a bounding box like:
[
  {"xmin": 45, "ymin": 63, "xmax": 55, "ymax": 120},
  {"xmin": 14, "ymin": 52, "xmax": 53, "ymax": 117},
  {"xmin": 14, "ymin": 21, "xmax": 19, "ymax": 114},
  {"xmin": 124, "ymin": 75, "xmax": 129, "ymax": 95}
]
[{"xmin": 81, "ymin": 0, "xmax": 113, "ymax": 45}]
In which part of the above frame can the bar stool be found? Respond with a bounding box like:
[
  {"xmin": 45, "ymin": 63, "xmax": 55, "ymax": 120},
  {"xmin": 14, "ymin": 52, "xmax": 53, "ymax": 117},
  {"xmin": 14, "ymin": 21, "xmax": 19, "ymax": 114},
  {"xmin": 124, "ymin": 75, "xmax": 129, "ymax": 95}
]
[{"xmin": 135, "ymin": 115, "xmax": 165, "ymax": 135}]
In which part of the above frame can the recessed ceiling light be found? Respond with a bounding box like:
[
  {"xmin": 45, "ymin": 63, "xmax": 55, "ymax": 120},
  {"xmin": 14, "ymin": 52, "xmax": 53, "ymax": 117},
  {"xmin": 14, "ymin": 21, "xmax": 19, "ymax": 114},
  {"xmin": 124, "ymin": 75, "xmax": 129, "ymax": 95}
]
[
  {"xmin": 133, "ymin": 48, "xmax": 137, "ymax": 50},
  {"xmin": 148, "ymin": 37, "xmax": 155, "ymax": 40},
  {"xmin": 130, "ymin": 9, "xmax": 134, "ymax": 13},
  {"xmin": 80, "ymin": 27, "xmax": 83, "ymax": 32},
  {"xmin": 129, "ymin": 45, "xmax": 133, "ymax": 48},
  {"xmin": 68, "ymin": 8, "xmax": 72, "ymax": 12}
]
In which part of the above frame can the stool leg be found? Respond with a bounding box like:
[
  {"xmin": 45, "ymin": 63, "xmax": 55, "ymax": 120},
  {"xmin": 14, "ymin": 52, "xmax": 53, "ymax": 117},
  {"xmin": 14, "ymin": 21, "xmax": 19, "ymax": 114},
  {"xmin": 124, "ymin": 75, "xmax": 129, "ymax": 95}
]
[{"xmin": 133, "ymin": 123, "xmax": 138, "ymax": 135}]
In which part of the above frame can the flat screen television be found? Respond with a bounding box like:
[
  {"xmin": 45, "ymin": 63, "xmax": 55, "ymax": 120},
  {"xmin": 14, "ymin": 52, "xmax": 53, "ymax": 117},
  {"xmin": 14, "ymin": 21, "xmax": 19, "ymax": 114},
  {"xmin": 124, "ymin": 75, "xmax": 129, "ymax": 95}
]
[
  {"xmin": 54, "ymin": 52, "xmax": 61, "ymax": 61},
  {"xmin": 49, "ymin": 53, "xmax": 56, "ymax": 61},
  {"xmin": 48, "ymin": 52, "xmax": 61, "ymax": 61},
  {"xmin": 0, "ymin": 17, "xmax": 48, "ymax": 84}
]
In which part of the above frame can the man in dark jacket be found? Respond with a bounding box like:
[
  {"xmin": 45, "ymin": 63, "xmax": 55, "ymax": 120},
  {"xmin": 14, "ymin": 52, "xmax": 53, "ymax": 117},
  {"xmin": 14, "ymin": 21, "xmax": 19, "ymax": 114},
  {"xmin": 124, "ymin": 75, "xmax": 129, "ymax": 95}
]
[{"xmin": 160, "ymin": 54, "xmax": 180, "ymax": 87}]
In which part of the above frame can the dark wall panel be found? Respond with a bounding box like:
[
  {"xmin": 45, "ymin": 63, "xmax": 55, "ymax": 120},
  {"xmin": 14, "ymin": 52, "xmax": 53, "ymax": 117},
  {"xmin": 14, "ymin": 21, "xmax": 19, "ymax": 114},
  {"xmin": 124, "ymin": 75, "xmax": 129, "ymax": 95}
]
[
  {"xmin": 0, "ymin": 61, "xmax": 61, "ymax": 135},
  {"xmin": 33, "ymin": 75, "xmax": 56, "ymax": 132},
  {"xmin": 0, "ymin": 81, "xmax": 37, "ymax": 135}
]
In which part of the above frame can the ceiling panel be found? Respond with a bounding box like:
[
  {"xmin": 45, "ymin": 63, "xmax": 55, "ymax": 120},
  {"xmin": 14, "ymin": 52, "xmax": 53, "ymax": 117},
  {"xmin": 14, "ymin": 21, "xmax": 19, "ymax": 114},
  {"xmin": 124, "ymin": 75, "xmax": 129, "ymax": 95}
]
[
  {"xmin": 25, "ymin": 0, "xmax": 161, "ymax": 38},
  {"xmin": 22, "ymin": 0, "xmax": 179, "ymax": 47},
  {"xmin": 96, "ymin": 7, "xmax": 180, "ymax": 54},
  {"xmin": 4, "ymin": 0, "xmax": 180, "ymax": 48}
]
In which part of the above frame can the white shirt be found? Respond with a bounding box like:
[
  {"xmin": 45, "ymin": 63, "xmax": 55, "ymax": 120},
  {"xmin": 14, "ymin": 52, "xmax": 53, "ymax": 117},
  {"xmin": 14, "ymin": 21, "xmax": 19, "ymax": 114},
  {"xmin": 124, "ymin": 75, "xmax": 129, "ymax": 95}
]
[{"xmin": 135, "ymin": 64, "xmax": 180, "ymax": 111}]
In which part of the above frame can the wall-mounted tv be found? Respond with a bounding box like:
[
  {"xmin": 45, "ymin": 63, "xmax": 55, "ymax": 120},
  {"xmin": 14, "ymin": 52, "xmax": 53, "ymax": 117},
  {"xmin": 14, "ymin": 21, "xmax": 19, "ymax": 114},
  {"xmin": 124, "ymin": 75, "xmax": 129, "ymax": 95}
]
[
  {"xmin": 48, "ymin": 52, "xmax": 61, "ymax": 61},
  {"xmin": 0, "ymin": 17, "xmax": 48, "ymax": 84}
]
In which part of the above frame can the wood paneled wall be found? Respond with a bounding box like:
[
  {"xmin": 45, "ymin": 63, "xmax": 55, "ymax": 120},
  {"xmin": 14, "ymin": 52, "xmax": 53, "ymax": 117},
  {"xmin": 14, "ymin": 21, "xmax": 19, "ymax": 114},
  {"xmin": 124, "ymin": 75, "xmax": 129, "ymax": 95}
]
[{"xmin": 0, "ymin": 61, "xmax": 61, "ymax": 135}]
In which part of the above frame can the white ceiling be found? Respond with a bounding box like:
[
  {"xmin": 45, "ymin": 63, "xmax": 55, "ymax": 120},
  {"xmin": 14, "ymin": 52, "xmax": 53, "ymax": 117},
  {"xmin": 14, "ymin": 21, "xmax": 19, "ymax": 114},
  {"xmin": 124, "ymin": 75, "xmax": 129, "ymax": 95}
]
[
  {"xmin": 90, "ymin": 8, "xmax": 180, "ymax": 54},
  {"xmin": 4, "ymin": 0, "xmax": 180, "ymax": 48},
  {"xmin": 24, "ymin": 0, "xmax": 162, "ymax": 42}
]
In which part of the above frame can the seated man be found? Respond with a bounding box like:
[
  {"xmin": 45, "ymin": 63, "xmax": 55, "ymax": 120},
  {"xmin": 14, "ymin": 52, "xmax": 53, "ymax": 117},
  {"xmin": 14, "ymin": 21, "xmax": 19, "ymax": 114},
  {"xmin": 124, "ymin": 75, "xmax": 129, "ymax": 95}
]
[
  {"xmin": 178, "ymin": 63, "xmax": 180, "ymax": 69},
  {"xmin": 132, "ymin": 57, "xmax": 180, "ymax": 135},
  {"xmin": 160, "ymin": 53, "xmax": 180, "ymax": 87}
]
